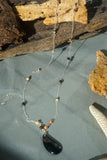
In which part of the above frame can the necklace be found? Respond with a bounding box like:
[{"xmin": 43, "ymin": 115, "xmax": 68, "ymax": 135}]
[
  {"xmin": 21, "ymin": 1, "xmax": 79, "ymax": 155},
  {"xmin": 1, "ymin": 0, "xmax": 80, "ymax": 155}
]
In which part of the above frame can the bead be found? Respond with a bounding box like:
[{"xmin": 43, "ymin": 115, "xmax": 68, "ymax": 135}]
[
  {"xmin": 56, "ymin": 97, "xmax": 60, "ymax": 102},
  {"xmin": 49, "ymin": 119, "xmax": 54, "ymax": 125},
  {"xmin": 26, "ymin": 75, "xmax": 32, "ymax": 82},
  {"xmin": 58, "ymin": 0, "xmax": 61, "ymax": 3},
  {"xmin": 22, "ymin": 100, "xmax": 27, "ymax": 106},
  {"xmin": 53, "ymin": 30, "xmax": 56, "ymax": 34},
  {"xmin": 69, "ymin": 38, "xmax": 73, "ymax": 42},
  {"xmin": 52, "ymin": 50, "xmax": 55, "ymax": 54},
  {"xmin": 67, "ymin": 57, "xmax": 71, "ymax": 62},
  {"xmin": 44, "ymin": 126, "xmax": 49, "ymax": 130},
  {"xmin": 36, "ymin": 68, "xmax": 42, "ymax": 72},
  {"xmin": 74, "ymin": 3, "xmax": 78, "ymax": 12},
  {"xmin": 36, "ymin": 120, "xmax": 41, "ymax": 125},
  {"xmin": 74, "ymin": 7, "xmax": 78, "ymax": 12},
  {"xmin": 67, "ymin": 56, "xmax": 74, "ymax": 62},
  {"xmin": 40, "ymin": 126, "xmax": 44, "ymax": 130},
  {"xmin": 59, "ymin": 79, "xmax": 64, "ymax": 84}
]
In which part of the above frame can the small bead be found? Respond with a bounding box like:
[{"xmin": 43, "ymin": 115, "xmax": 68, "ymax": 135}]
[
  {"xmin": 56, "ymin": 97, "xmax": 60, "ymax": 102},
  {"xmin": 58, "ymin": 0, "xmax": 61, "ymax": 3},
  {"xmin": 26, "ymin": 75, "xmax": 32, "ymax": 82},
  {"xmin": 59, "ymin": 79, "xmax": 64, "ymax": 84},
  {"xmin": 74, "ymin": 7, "xmax": 78, "ymax": 12},
  {"xmin": 49, "ymin": 119, "xmax": 54, "ymax": 125},
  {"xmin": 52, "ymin": 50, "xmax": 55, "ymax": 54},
  {"xmin": 67, "ymin": 57, "xmax": 71, "ymax": 62},
  {"xmin": 67, "ymin": 56, "xmax": 74, "ymax": 62},
  {"xmin": 36, "ymin": 120, "xmax": 41, "ymax": 125},
  {"xmin": 36, "ymin": 68, "xmax": 42, "ymax": 72},
  {"xmin": 22, "ymin": 100, "xmax": 27, "ymax": 106},
  {"xmin": 69, "ymin": 38, "xmax": 73, "ymax": 42},
  {"xmin": 44, "ymin": 125, "xmax": 49, "ymax": 130},
  {"xmin": 74, "ymin": 3, "xmax": 78, "ymax": 12},
  {"xmin": 53, "ymin": 30, "xmax": 56, "ymax": 34},
  {"xmin": 40, "ymin": 126, "xmax": 44, "ymax": 130}
]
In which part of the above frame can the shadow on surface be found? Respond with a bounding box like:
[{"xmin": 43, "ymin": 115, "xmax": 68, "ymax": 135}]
[
  {"xmin": 0, "ymin": 144, "xmax": 24, "ymax": 160},
  {"xmin": 86, "ymin": 0, "xmax": 102, "ymax": 22},
  {"xmin": 101, "ymin": 49, "xmax": 107, "ymax": 56},
  {"xmin": 89, "ymin": 153, "xmax": 107, "ymax": 160},
  {"xmin": 92, "ymin": 103, "xmax": 107, "ymax": 117}
]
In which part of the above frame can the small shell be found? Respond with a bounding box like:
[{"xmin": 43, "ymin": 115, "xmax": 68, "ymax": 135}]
[{"xmin": 89, "ymin": 104, "xmax": 107, "ymax": 137}]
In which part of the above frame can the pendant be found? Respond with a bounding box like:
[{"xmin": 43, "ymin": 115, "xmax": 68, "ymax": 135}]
[{"xmin": 43, "ymin": 132, "xmax": 63, "ymax": 154}]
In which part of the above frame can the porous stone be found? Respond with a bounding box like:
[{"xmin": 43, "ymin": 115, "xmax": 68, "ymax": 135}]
[
  {"xmin": 0, "ymin": 0, "xmax": 107, "ymax": 60},
  {"xmin": 89, "ymin": 51, "xmax": 107, "ymax": 98},
  {"xmin": 15, "ymin": 0, "xmax": 88, "ymax": 25}
]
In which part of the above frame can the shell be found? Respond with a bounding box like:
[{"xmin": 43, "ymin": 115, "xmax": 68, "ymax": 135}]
[{"xmin": 89, "ymin": 104, "xmax": 107, "ymax": 137}]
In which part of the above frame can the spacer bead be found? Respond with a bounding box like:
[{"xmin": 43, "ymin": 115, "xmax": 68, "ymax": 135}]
[
  {"xmin": 74, "ymin": 7, "xmax": 78, "ymax": 12},
  {"xmin": 44, "ymin": 125, "xmax": 49, "ymax": 130},
  {"xmin": 69, "ymin": 38, "xmax": 73, "ymax": 42},
  {"xmin": 52, "ymin": 50, "xmax": 55, "ymax": 54},
  {"xmin": 56, "ymin": 97, "xmax": 60, "ymax": 102},
  {"xmin": 36, "ymin": 68, "xmax": 42, "ymax": 72},
  {"xmin": 22, "ymin": 100, "xmax": 27, "ymax": 106},
  {"xmin": 67, "ymin": 56, "xmax": 74, "ymax": 62},
  {"xmin": 26, "ymin": 75, "xmax": 32, "ymax": 82},
  {"xmin": 40, "ymin": 126, "xmax": 44, "ymax": 130},
  {"xmin": 74, "ymin": 3, "xmax": 78, "ymax": 12},
  {"xmin": 49, "ymin": 119, "xmax": 54, "ymax": 125},
  {"xmin": 67, "ymin": 57, "xmax": 71, "ymax": 61},
  {"xmin": 53, "ymin": 30, "xmax": 56, "ymax": 34},
  {"xmin": 36, "ymin": 120, "xmax": 41, "ymax": 125},
  {"xmin": 59, "ymin": 79, "xmax": 64, "ymax": 84}
]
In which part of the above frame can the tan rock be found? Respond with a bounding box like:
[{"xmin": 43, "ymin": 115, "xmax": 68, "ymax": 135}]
[
  {"xmin": 89, "ymin": 51, "xmax": 107, "ymax": 98},
  {"xmin": 15, "ymin": 0, "xmax": 87, "ymax": 25}
]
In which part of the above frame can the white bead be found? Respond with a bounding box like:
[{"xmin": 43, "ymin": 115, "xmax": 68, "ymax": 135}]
[
  {"xmin": 56, "ymin": 97, "xmax": 60, "ymax": 102},
  {"xmin": 36, "ymin": 68, "xmax": 42, "ymax": 72}
]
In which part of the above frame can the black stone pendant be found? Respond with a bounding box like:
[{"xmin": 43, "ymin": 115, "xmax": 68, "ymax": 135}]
[{"xmin": 43, "ymin": 133, "xmax": 63, "ymax": 155}]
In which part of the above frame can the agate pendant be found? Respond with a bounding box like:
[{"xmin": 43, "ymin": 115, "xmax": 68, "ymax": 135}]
[{"xmin": 43, "ymin": 133, "xmax": 63, "ymax": 154}]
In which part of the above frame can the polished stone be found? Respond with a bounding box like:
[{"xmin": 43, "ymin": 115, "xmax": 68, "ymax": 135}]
[{"xmin": 43, "ymin": 133, "xmax": 63, "ymax": 155}]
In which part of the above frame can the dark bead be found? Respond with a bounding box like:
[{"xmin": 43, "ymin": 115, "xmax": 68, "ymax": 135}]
[
  {"xmin": 59, "ymin": 79, "xmax": 64, "ymax": 84},
  {"xmin": 58, "ymin": 0, "xmax": 61, "ymax": 3},
  {"xmin": 67, "ymin": 56, "xmax": 74, "ymax": 62},
  {"xmin": 43, "ymin": 133, "xmax": 63, "ymax": 154},
  {"xmin": 40, "ymin": 125, "xmax": 44, "ymax": 130},
  {"xmin": 74, "ymin": 7, "xmax": 78, "ymax": 12},
  {"xmin": 74, "ymin": 3, "xmax": 78, "ymax": 12},
  {"xmin": 22, "ymin": 100, "xmax": 27, "ymax": 106},
  {"xmin": 67, "ymin": 57, "xmax": 71, "ymax": 60}
]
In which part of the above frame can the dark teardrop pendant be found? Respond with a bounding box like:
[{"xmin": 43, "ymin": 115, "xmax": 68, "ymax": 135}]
[{"xmin": 43, "ymin": 133, "xmax": 63, "ymax": 155}]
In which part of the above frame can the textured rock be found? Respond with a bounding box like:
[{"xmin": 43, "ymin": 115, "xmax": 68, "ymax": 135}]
[
  {"xmin": 0, "ymin": 0, "xmax": 25, "ymax": 50},
  {"xmin": 0, "ymin": 0, "xmax": 107, "ymax": 60},
  {"xmin": 15, "ymin": 0, "xmax": 87, "ymax": 25},
  {"xmin": 89, "ymin": 51, "xmax": 107, "ymax": 98}
]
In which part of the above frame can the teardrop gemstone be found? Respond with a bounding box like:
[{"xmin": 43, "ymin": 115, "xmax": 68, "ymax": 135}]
[{"xmin": 43, "ymin": 133, "xmax": 63, "ymax": 154}]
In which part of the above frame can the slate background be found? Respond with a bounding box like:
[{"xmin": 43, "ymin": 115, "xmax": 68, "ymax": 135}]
[{"xmin": 0, "ymin": 33, "xmax": 107, "ymax": 160}]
